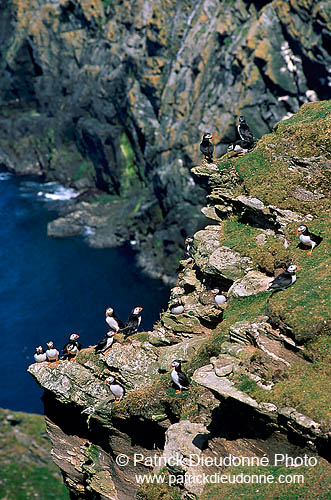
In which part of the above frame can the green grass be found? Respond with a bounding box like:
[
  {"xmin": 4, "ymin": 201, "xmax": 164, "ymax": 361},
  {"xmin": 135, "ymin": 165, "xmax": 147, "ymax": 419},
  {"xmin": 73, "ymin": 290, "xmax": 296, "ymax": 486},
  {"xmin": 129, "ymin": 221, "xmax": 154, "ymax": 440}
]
[
  {"xmin": 200, "ymin": 464, "xmax": 331, "ymax": 500},
  {"xmin": 0, "ymin": 409, "xmax": 69, "ymax": 500},
  {"xmin": 217, "ymin": 101, "xmax": 331, "ymax": 215},
  {"xmin": 0, "ymin": 463, "xmax": 69, "ymax": 500}
]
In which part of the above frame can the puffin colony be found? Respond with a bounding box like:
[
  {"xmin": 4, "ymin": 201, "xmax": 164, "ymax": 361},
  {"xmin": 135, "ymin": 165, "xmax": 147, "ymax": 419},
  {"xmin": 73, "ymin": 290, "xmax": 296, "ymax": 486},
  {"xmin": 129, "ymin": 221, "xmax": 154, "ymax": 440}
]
[{"xmin": 32, "ymin": 116, "xmax": 323, "ymax": 403}]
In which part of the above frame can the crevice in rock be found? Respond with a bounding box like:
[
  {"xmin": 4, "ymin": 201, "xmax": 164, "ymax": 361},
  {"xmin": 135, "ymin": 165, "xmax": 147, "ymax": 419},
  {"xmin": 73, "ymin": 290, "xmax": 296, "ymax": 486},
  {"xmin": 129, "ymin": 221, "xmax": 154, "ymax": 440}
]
[
  {"xmin": 111, "ymin": 417, "xmax": 166, "ymax": 450},
  {"xmin": 238, "ymin": 208, "xmax": 281, "ymax": 232}
]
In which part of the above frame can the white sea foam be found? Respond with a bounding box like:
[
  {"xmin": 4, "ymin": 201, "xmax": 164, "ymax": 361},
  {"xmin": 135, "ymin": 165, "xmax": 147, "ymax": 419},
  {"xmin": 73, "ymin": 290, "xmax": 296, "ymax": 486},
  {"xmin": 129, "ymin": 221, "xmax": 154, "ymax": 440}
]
[
  {"xmin": 26, "ymin": 181, "xmax": 80, "ymax": 201},
  {"xmin": 0, "ymin": 172, "xmax": 13, "ymax": 181},
  {"xmin": 83, "ymin": 226, "xmax": 95, "ymax": 236}
]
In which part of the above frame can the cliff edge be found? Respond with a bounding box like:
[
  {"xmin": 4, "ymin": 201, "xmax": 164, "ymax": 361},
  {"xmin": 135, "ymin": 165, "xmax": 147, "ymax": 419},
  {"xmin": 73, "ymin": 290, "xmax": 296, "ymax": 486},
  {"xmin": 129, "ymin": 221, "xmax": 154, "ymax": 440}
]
[{"xmin": 28, "ymin": 101, "xmax": 331, "ymax": 500}]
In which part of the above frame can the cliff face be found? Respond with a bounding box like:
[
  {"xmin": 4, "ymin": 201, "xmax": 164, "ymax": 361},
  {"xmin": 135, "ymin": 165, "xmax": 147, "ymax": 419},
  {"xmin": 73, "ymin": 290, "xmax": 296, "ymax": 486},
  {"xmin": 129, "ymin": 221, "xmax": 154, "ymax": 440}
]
[
  {"xmin": 28, "ymin": 101, "xmax": 331, "ymax": 500},
  {"xmin": 1, "ymin": 0, "xmax": 330, "ymax": 279}
]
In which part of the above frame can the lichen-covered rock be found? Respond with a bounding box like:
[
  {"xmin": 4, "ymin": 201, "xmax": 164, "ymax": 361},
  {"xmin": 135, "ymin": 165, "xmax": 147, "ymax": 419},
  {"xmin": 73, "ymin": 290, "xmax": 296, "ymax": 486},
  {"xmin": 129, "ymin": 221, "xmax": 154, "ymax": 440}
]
[
  {"xmin": 194, "ymin": 227, "xmax": 253, "ymax": 280},
  {"xmin": 103, "ymin": 341, "xmax": 159, "ymax": 390},
  {"xmin": 161, "ymin": 420, "xmax": 209, "ymax": 496},
  {"xmin": 158, "ymin": 337, "xmax": 208, "ymax": 372},
  {"xmin": 28, "ymin": 361, "xmax": 108, "ymax": 407},
  {"xmin": 192, "ymin": 364, "xmax": 259, "ymax": 409},
  {"xmin": 229, "ymin": 271, "xmax": 273, "ymax": 297}
]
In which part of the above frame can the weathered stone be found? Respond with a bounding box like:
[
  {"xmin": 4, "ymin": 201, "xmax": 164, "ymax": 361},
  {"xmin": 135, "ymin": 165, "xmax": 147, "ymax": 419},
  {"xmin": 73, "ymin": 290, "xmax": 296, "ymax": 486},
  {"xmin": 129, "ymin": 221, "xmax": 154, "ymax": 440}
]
[
  {"xmin": 210, "ymin": 356, "xmax": 234, "ymax": 377},
  {"xmin": 162, "ymin": 421, "xmax": 209, "ymax": 496},
  {"xmin": 103, "ymin": 341, "xmax": 159, "ymax": 390},
  {"xmin": 192, "ymin": 364, "xmax": 259, "ymax": 409},
  {"xmin": 28, "ymin": 361, "xmax": 109, "ymax": 407},
  {"xmin": 229, "ymin": 271, "xmax": 273, "ymax": 297},
  {"xmin": 158, "ymin": 337, "xmax": 207, "ymax": 371}
]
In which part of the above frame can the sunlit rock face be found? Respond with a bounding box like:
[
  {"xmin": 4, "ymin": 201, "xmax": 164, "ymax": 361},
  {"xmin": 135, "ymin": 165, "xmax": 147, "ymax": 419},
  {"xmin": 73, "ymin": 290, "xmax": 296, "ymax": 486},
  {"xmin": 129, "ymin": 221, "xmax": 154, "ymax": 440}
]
[{"xmin": 1, "ymin": 0, "xmax": 330, "ymax": 280}]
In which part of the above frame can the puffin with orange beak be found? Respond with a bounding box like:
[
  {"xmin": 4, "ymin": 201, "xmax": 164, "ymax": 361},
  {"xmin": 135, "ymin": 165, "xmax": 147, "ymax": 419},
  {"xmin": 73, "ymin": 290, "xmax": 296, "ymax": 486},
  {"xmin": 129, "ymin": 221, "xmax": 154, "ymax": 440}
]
[
  {"xmin": 296, "ymin": 225, "xmax": 322, "ymax": 255},
  {"xmin": 170, "ymin": 360, "xmax": 189, "ymax": 394},
  {"xmin": 104, "ymin": 376, "xmax": 124, "ymax": 403},
  {"xmin": 105, "ymin": 307, "xmax": 124, "ymax": 333},
  {"xmin": 62, "ymin": 333, "xmax": 81, "ymax": 361},
  {"xmin": 200, "ymin": 133, "xmax": 214, "ymax": 163},
  {"xmin": 118, "ymin": 306, "xmax": 143, "ymax": 338},
  {"xmin": 267, "ymin": 265, "xmax": 300, "ymax": 291}
]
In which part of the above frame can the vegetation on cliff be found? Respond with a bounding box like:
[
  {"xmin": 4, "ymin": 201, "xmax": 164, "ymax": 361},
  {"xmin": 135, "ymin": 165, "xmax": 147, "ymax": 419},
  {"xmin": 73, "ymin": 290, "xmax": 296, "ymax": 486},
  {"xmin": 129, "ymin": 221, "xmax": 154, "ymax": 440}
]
[
  {"xmin": 0, "ymin": 408, "xmax": 69, "ymax": 500},
  {"xmin": 0, "ymin": 0, "xmax": 330, "ymax": 280},
  {"xmin": 27, "ymin": 101, "xmax": 331, "ymax": 499}
]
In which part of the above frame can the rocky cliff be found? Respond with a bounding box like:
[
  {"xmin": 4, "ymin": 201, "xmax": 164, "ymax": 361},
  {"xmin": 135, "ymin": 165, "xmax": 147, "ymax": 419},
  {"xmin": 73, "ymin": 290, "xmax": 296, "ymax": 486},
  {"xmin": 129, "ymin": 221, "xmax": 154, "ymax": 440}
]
[
  {"xmin": 28, "ymin": 101, "xmax": 330, "ymax": 500},
  {"xmin": 1, "ymin": 0, "xmax": 330, "ymax": 280}
]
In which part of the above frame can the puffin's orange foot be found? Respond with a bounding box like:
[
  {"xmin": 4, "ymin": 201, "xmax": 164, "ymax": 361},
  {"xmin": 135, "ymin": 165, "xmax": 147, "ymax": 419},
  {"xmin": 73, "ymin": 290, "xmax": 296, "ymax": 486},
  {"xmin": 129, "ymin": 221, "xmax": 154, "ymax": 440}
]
[
  {"xmin": 113, "ymin": 400, "xmax": 121, "ymax": 404},
  {"xmin": 175, "ymin": 390, "xmax": 182, "ymax": 394},
  {"xmin": 307, "ymin": 250, "xmax": 313, "ymax": 255}
]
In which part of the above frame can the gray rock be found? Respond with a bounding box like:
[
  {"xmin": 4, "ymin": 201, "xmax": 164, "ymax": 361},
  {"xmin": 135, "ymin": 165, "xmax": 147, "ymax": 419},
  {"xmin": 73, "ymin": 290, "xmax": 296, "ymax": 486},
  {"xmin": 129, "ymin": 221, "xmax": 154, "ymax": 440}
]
[
  {"xmin": 229, "ymin": 271, "xmax": 273, "ymax": 297},
  {"xmin": 103, "ymin": 341, "xmax": 159, "ymax": 390},
  {"xmin": 158, "ymin": 337, "xmax": 207, "ymax": 372},
  {"xmin": 192, "ymin": 364, "xmax": 259, "ymax": 408}
]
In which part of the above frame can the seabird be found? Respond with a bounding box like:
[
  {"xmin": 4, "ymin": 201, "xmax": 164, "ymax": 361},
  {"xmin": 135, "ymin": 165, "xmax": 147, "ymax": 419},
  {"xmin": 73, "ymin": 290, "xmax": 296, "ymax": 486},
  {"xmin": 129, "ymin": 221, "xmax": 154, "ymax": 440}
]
[
  {"xmin": 95, "ymin": 331, "xmax": 115, "ymax": 355},
  {"xmin": 34, "ymin": 346, "xmax": 47, "ymax": 363},
  {"xmin": 170, "ymin": 298, "xmax": 184, "ymax": 315},
  {"xmin": 45, "ymin": 341, "xmax": 59, "ymax": 366},
  {"xmin": 296, "ymin": 225, "xmax": 322, "ymax": 255},
  {"xmin": 105, "ymin": 307, "xmax": 124, "ymax": 334},
  {"xmin": 267, "ymin": 265, "xmax": 300, "ymax": 291},
  {"xmin": 104, "ymin": 376, "xmax": 124, "ymax": 403},
  {"xmin": 200, "ymin": 133, "xmax": 214, "ymax": 163},
  {"xmin": 62, "ymin": 333, "xmax": 81, "ymax": 361},
  {"xmin": 118, "ymin": 306, "xmax": 143, "ymax": 338},
  {"xmin": 170, "ymin": 360, "xmax": 189, "ymax": 394}
]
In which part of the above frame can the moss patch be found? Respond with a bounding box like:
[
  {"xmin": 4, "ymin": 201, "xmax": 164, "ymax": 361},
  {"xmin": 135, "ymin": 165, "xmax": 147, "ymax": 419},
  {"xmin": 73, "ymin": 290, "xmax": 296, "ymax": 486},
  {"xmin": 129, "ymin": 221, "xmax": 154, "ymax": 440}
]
[
  {"xmin": 0, "ymin": 409, "xmax": 69, "ymax": 500},
  {"xmin": 200, "ymin": 464, "xmax": 331, "ymax": 500}
]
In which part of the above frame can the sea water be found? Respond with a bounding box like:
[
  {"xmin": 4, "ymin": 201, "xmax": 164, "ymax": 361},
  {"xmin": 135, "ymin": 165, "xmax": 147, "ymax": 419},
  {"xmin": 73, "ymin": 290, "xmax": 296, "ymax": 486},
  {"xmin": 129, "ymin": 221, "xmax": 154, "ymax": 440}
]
[{"xmin": 0, "ymin": 171, "xmax": 170, "ymax": 413}]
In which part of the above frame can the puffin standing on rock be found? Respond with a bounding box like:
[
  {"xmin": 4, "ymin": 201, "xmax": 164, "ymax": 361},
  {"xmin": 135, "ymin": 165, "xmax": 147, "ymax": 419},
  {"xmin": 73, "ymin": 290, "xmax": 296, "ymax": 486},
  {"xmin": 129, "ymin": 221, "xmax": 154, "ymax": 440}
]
[
  {"xmin": 104, "ymin": 376, "xmax": 124, "ymax": 403},
  {"xmin": 227, "ymin": 140, "xmax": 252, "ymax": 156},
  {"xmin": 95, "ymin": 331, "xmax": 115, "ymax": 355},
  {"xmin": 237, "ymin": 115, "xmax": 254, "ymax": 146},
  {"xmin": 296, "ymin": 225, "xmax": 322, "ymax": 255},
  {"xmin": 34, "ymin": 346, "xmax": 47, "ymax": 363},
  {"xmin": 45, "ymin": 341, "xmax": 59, "ymax": 366},
  {"xmin": 170, "ymin": 298, "xmax": 184, "ymax": 315},
  {"xmin": 105, "ymin": 307, "xmax": 124, "ymax": 333},
  {"xmin": 200, "ymin": 133, "xmax": 214, "ymax": 163},
  {"xmin": 210, "ymin": 288, "xmax": 227, "ymax": 306},
  {"xmin": 170, "ymin": 360, "xmax": 190, "ymax": 394},
  {"xmin": 184, "ymin": 237, "xmax": 195, "ymax": 267},
  {"xmin": 267, "ymin": 265, "xmax": 300, "ymax": 292},
  {"xmin": 118, "ymin": 306, "xmax": 143, "ymax": 338},
  {"xmin": 62, "ymin": 333, "xmax": 81, "ymax": 361}
]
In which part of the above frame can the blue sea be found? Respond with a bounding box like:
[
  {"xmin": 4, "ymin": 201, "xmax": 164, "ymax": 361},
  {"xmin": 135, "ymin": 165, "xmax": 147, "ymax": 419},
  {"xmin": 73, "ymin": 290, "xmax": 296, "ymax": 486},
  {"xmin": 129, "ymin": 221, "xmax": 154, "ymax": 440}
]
[{"xmin": 0, "ymin": 170, "xmax": 170, "ymax": 414}]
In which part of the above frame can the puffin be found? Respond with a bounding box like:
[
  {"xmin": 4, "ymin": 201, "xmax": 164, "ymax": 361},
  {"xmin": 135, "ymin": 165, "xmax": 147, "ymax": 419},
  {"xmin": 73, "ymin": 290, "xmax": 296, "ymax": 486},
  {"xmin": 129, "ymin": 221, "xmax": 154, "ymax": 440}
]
[
  {"xmin": 45, "ymin": 341, "xmax": 59, "ymax": 366},
  {"xmin": 34, "ymin": 346, "xmax": 47, "ymax": 363},
  {"xmin": 267, "ymin": 265, "xmax": 300, "ymax": 291},
  {"xmin": 118, "ymin": 306, "xmax": 143, "ymax": 338},
  {"xmin": 62, "ymin": 333, "xmax": 81, "ymax": 361},
  {"xmin": 237, "ymin": 116, "xmax": 254, "ymax": 146},
  {"xmin": 210, "ymin": 288, "xmax": 227, "ymax": 306},
  {"xmin": 227, "ymin": 139, "xmax": 252, "ymax": 155},
  {"xmin": 170, "ymin": 360, "xmax": 190, "ymax": 394},
  {"xmin": 185, "ymin": 237, "xmax": 194, "ymax": 259},
  {"xmin": 95, "ymin": 331, "xmax": 115, "ymax": 355},
  {"xmin": 200, "ymin": 133, "xmax": 214, "ymax": 163},
  {"xmin": 104, "ymin": 375, "xmax": 124, "ymax": 403},
  {"xmin": 296, "ymin": 225, "xmax": 322, "ymax": 255},
  {"xmin": 170, "ymin": 298, "xmax": 184, "ymax": 315},
  {"xmin": 105, "ymin": 307, "xmax": 124, "ymax": 333}
]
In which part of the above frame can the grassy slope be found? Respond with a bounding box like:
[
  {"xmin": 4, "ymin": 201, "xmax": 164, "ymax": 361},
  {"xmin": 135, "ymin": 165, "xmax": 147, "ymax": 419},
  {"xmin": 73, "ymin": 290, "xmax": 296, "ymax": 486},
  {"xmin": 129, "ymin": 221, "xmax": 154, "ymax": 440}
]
[
  {"xmin": 189, "ymin": 101, "xmax": 331, "ymax": 425},
  {"xmin": 0, "ymin": 408, "xmax": 69, "ymax": 500}
]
